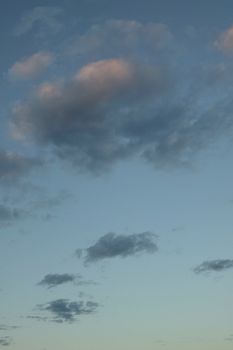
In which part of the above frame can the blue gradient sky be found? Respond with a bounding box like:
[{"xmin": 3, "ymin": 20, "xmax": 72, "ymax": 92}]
[{"xmin": 1, "ymin": 1, "xmax": 233, "ymax": 349}]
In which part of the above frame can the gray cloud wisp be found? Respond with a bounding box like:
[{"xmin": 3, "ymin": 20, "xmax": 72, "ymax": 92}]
[
  {"xmin": 194, "ymin": 259, "xmax": 233, "ymax": 274},
  {"xmin": 38, "ymin": 273, "xmax": 95, "ymax": 288},
  {"xmin": 77, "ymin": 231, "xmax": 158, "ymax": 264}
]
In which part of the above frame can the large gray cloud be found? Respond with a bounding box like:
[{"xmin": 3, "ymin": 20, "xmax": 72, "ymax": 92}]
[
  {"xmin": 11, "ymin": 49, "xmax": 233, "ymax": 174},
  {"xmin": 78, "ymin": 231, "xmax": 158, "ymax": 263},
  {"xmin": 193, "ymin": 259, "xmax": 233, "ymax": 274},
  {"xmin": 38, "ymin": 299, "xmax": 98, "ymax": 323}
]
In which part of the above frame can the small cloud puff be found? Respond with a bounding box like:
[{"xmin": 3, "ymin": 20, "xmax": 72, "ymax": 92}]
[
  {"xmin": 214, "ymin": 26, "xmax": 233, "ymax": 53},
  {"xmin": 8, "ymin": 52, "xmax": 54, "ymax": 80}
]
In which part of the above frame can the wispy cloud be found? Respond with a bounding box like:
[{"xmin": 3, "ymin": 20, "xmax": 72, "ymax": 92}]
[
  {"xmin": 0, "ymin": 205, "xmax": 25, "ymax": 227},
  {"xmin": 38, "ymin": 273, "xmax": 76, "ymax": 288},
  {"xmin": 77, "ymin": 231, "xmax": 158, "ymax": 264},
  {"xmin": 13, "ymin": 6, "xmax": 63, "ymax": 37},
  {"xmin": 9, "ymin": 52, "xmax": 54, "ymax": 80},
  {"xmin": 0, "ymin": 337, "xmax": 12, "ymax": 347},
  {"xmin": 0, "ymin": 325, "xmax": 18, "ymax": 331},
  {"xmin": 0, "ymin": 150, "xmax": 42, "ymax": 182},
  {"xmin": 214, "ymin": 25, "xmax": 233, "ymax": 53},
  {"xmin": 193, "ymin": 259, "xmax": 233, "ymax": 273},
  {"xmin": 37, "ymin": 273, "xmax": 95, "ymax": 288},
  {"xmin": 38, "ymin": 299, "xmax": 99, "ymax": 323}
]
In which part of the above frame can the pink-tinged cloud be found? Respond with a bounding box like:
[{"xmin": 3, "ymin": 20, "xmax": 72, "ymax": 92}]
[
  {"xmin": 9, "ymin": 52, "xmax": 54, "ymax": 80},
  {"xmin": 214, "ymin": 26, "xmax": 233, "ymax": 53},
  {"xmin": 11, "ymin": 58, "xmax": 169, "ymax": 172}
]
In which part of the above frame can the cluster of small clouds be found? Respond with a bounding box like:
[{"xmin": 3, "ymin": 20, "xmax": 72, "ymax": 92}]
[{"xmin": 31, "ymin": 231, "xmax": 157, "ymax": 322}]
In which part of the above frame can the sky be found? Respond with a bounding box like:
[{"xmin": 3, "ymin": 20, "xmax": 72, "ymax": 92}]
[{"xmin": 1, "ymin": 0, "xmax": 233, "ymax": 349}]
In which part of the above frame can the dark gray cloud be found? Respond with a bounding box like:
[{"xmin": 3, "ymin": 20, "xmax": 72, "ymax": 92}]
[
  {"xmin": 38, "ymin": 299, "xmax": 98, "ymax": 323},
  {"xmin": 11, "ymin": 48, "xmax": 233, "ymax": 174},
  {"xmin": 193, "ymin": 259, "xmax": 233, "ymax": 274},
  {"xmin": 0, "ymin": 150, "xmax": 41, "ymax": 182},
  {"xmin": 0, "ymin": 337, "xmax": 11, "ymax": 347},
  {"xmin": 78, "ymin": 231, "xmax": 158, "ymax": 263},
  {"xmin": 38, "ymin": 273, "xmax": 75, "ymax": 288},
  {"xmin": 38, "ymin": 273, "xmax": 95, "ymax": 288}
]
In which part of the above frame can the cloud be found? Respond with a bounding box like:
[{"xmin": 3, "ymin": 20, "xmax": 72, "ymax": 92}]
[
  {"xmin": 38, "ymin": 299, "xmax": 98, "ymax": 323},
  {"xmin": 0, "ymin": 205, "xmax": 25, "ymax": 226},
  {"xmin": 214, "ymin": 26, "xmax": 233, "ymax": 53},
  {"xmin": 0, "ymin": 150, "xmax": 42, "ymax": 182},
  {"xmin": 9, "ymin": 52, "xmax": 54, "ymax": 80},
  {"xmin": 0, "ymin": 325, "xmax": 18, "ymax": 331},
  {"xmin": 11, "ymin": 58, "xmax": 169, "ymax": 173},
  {"xmin": 0, "ymin": 337, "xmax": 11, "ymax": 347},
  {"xmin": 38, "ymin": 273, "xmax": 75, "ymax": 288},
  {"xmin": 67, "ymin": 19, "xmax": 172, "ymax": 58},
  {"xmin": 38, "ymin": 273, "xmax": 95, "ymax": 288},
  {"xmin": 193, "ymin": 259, "xmax": 233, "ymax": 274},
  {"xmin": 13, "ymin": 6, "xmax": 63, "ymax": 37},
  {"xmin": 78, "ymin": 231, "xmax": 158, "ymax": 264}
]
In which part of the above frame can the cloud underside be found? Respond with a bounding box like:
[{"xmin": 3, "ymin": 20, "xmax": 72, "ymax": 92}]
[
  {"xmin": 38, "ymin": 299, "xmax": 98, "ymax": 323},
  {"xmin": 194, "ymin": 259, "xmax": 233, "ymax": 273},
  {"xmin": 78, "ymin": 232, "xmax": 158, "ymax": 263}
]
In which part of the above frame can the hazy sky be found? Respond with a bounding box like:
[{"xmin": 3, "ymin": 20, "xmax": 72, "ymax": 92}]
[{"xmin": 1, "ymin": 1, "xmax": 233, "ymax": 349}]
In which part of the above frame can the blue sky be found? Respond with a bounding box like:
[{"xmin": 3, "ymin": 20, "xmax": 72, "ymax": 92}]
[{"xmin": 1, "ymin": 1, "xmax": 233, "ymax": 349}]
